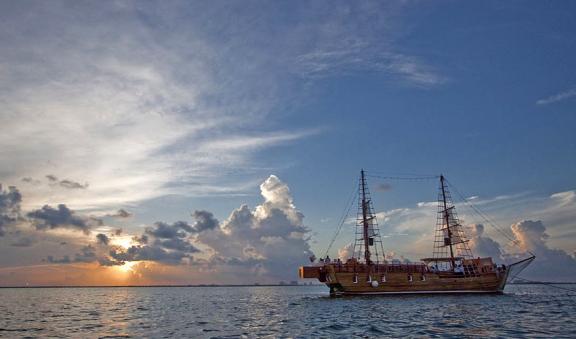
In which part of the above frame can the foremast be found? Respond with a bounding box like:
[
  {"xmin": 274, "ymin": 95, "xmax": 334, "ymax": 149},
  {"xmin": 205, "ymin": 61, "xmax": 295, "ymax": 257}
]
[
  {"xmin": 440, "ymin": 175, "xmax": 456, "ymax": 269},
  {"xmin": 361, "ymin": 169, "xmax": 371, "ymax": 264}
]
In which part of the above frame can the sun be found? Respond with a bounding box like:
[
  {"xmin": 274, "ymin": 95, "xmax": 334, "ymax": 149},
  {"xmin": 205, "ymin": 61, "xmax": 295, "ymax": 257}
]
[
  {"xmin": 112, "ymin": 236, "xmax": 134, "ymax": 250},
  {"xmin": 117, "ymin": 261, "xmax": 137, "ymax": 273}
]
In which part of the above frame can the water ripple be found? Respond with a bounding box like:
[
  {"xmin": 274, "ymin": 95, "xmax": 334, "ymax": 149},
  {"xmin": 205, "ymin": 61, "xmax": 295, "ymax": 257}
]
[{"xmin": 0, "ymin": 285, "xmax": 574, "ymax": 338}]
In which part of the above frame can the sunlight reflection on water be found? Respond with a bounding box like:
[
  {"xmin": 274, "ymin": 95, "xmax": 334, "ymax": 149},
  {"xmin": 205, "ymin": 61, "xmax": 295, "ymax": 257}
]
[{"xmin": 0, "ymin": 285, "xmax": 574, "ymax": 338}]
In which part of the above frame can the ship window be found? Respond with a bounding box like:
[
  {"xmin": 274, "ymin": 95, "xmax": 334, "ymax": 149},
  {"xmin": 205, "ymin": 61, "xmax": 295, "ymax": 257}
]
[
  {"xmin": 353, "ymin": 274, "xmax": 358, "ymax": 284},
  {"xmin": 408, "ymin": 274, "xmax": 413, "ymax": 282}
]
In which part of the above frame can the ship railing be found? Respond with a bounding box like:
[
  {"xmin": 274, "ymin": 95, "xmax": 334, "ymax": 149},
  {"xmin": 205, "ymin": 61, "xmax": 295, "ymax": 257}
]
[{"xmin": 329, "ymin": 263, "xmax": 429, "ymax": 274}]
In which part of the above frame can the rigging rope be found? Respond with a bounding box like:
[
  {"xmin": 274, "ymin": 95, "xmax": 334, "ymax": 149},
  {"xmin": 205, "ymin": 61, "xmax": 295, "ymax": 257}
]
[
  {"xmin": 444, "ymin": 178, "xmax": 535, "ymax": 256},
  {"xmin": 366, "ymin": 173, "xmax": 439, "ymax": 181},
  {"xmin": 323, "ymin": 181, "xmax": 357, "ymax": 258},
  {"xmin": 514, "ymin": 276, "xmax": 576, "ymax": 294}
]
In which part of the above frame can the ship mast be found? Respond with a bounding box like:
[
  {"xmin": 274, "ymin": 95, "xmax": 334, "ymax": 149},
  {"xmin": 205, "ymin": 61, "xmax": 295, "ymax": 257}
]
[
  {"xmin": 432, "ymin": 174, "xmax": 476, "ymax": 274},
  {"xmin": 360, "ymin": 169, "xmax": 371, "ymax": 265},
  {"xmin": 440, "ymin": 175, "xmax": 456, "ymax": 270},
  {"xmin": 353, "ymin": 169, "xmax": 385, "ymax": 264}
]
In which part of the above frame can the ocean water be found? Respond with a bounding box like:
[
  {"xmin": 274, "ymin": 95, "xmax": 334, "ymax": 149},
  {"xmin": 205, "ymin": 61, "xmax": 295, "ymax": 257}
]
[{"xmin": 0, "ymin": 284, "xmax": 575, "ymax": 338}]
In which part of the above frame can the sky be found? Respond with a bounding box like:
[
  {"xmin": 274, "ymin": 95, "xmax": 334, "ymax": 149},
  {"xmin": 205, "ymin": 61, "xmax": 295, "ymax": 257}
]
[{"xmin": 0, "ymin": 0, "xmax": 575, "ymax": 285}]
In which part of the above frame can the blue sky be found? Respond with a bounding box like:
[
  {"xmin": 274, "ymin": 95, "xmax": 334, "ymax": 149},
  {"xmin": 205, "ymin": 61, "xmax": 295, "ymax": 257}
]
[{"xmin": 0, "ymin": 1, "xmax": 575, "ymax": 284}]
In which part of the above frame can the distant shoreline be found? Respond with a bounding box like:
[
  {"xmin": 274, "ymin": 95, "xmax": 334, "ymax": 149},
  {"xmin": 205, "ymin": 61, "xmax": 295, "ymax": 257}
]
[{"xmin": 0, "ymin": 282, "xmax": 574, "ymax": 288}]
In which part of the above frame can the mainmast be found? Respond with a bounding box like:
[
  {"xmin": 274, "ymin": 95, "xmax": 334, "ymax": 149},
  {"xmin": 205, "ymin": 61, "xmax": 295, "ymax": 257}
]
[
  {"xmin": 432, "ymin": 174, "xmax": 476, "ymax": 274},
  {"xmin": 440, "ymin": 175, "xmax": 456, "ymax": 270},
  {"xmin": 360, "ymin": 169, "xmax": 371, "ymax": 265}
]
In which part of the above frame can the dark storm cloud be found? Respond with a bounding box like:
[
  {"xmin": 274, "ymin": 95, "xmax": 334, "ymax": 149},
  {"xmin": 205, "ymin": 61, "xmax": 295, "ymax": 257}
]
[
  {"xmin": 191, "ymin": 210, "xmax": 219, "ymax": 232},
  {"xmin": 153, "ymin": 238, "xmax": 199, "ymax": 253},
  {"xmin": 145, "ymin": 221, "xmax": 193, "ymax": 239},
  {"xmin": 0, "ymin": 184, "xmax": 22, "ymax": 236},
  {"xmin": 27, "ymin": 204, "xmax": 102, "ymax": 234},
  {"xmin": 46, "ymin": 245, "xmax": 98, "ymax": 264},
  {"xmin": 103, "ymin": 221, "xmax": 203, "ymax": 265},
  {"xmin": 96, "ymin": 233, "xmax": 110, "ymax": 245},
  {"xmin": 74, "ymin": 245, "xmax": 97, "ymax": 263},
  {"xmin": 132, "ymin": 234, "xmax": 148, "ymax": 245},
  {"xmin": 98, "ymin": 256, "xmax": 125, "ymax": 266},
  {"xmin": 109, "ymin": 245, "xmax": 190, "ymax": 265}
]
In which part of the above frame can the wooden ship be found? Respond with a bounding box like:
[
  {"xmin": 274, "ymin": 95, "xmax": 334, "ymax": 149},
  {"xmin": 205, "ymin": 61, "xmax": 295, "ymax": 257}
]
[{"xmin": 299, "ymin": 170, "xmax": 534, "ymax": 296}]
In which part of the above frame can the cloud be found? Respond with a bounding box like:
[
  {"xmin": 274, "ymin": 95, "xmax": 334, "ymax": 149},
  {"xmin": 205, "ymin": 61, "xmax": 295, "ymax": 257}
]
[
  {"xmin": 96, "ymin": 233, "xmax": 110, "ymax": 246},
  {"xmin": 338, "ymin": 242, "xmax": 354, "ymax": 261},
  {"xmin": 109, "ymin": 245, "xmax": 190, "ymax": 265},
  {"xmin": 0, "ymin": 184, "xmax": 22, "ymax": 236},
  {"xmin": 536, "ymin": 87, "xmax": 576, "ymax": 105},
  {"xmin": 468, "ymin": 224, "xmax": 503, "ymax": 260},
  {"xmin": 0, "ymin": 1, "xmax": 445, "ymax": 213},
  {"xmin": 505, "ymin": 220, "xmax": 576, "ymax": 281},
  {"xmin": 10, "ymin": 236, "xmax": 36, "ymax": 247},
  {"xmin": 111, "ymin": 209, "xmax": 132, "ymax": 218},
  {"xmin": 194, "ymin": 175, "xmax": 313, "ymax": 281},
  {"xmin": 191, "ymin": 210, "xmax": 218, "ymax": 232},
  {"xmin": 27, "ymin": 204, "xmax": 102, "ymax": 234},
  {"xmin": 45, "ymin": 175, "xmax": 88, "ymax": 189},
  {"xmin": 59, "ymin": 180, "xmax": 89, "ymax": 190},
  {"xmin": 77, "ymin": 175, "xmax": 312, "ymax": 279},
  {"xmin": 145, "ymin": 221, "xmax": 194, "ymax": 239},
  {"xmin": 47, "ymin": 245, "xmax": 97, "ymax": 264}
]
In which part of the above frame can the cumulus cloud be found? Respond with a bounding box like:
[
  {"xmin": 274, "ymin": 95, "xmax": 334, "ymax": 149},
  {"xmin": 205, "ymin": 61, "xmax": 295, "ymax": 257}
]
[
  {"xmin": 338, "ymin": 242, "xmax": 354, "ymax": 261},
  {"xmin": 0, "ymin": 184, "xmax": 22, "ymax": 236},
  {"xmin": 191, "ymin": 210, "xmax": 218, "ymax": 232},
  {"xmin": 195, "ymin": 175, "xmax": 313, "ymax": 281},
  {"xmin": 508, "ymin": 220, "xmax": 576, "ymax": 281},
  {"xmin": 461, "ymin": 220, "xmax": 576, "ymax": 281},
  {"xmin": 468, "ymin": 224, "xmax": 504, "ymax": 260},
  {"xmin": 27, "ymin": 204, "xmax": 102, "ymax": 234}
]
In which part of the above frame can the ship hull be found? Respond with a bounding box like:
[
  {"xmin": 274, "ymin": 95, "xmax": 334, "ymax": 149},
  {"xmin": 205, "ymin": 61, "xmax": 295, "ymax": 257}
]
[
  {"xmin": 330, "ymin": 289, "xmax": 502, "ymax": 296},
  {"xmin": 300, "ymin": 264, "xmax": 510, "ymax": 296},
  {"xmin": 327, "ymin": 272, "xmax": 506, "ymax": 296}
]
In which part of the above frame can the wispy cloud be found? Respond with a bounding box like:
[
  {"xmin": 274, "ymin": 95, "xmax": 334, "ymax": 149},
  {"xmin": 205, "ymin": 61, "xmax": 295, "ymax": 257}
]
[
  {"xmin": 536, "ymin": 87, "xmax": 576, "ymax": 105},
  {"xmin": 0, "ymin": 1, "xmax": 445, "ymax": 212}
]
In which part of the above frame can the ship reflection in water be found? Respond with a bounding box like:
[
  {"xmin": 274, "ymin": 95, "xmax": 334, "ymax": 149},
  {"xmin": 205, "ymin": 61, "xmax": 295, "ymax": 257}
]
[{"xmin": 0, "ymin": 285, "xmax": 574, "ymax": 337}]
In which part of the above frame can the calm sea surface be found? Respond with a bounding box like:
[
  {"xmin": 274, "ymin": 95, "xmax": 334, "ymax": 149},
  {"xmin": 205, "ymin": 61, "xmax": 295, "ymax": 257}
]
[{"xmin": 0, "ymin": 284, "xmax": 574, "ymax": 338}]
